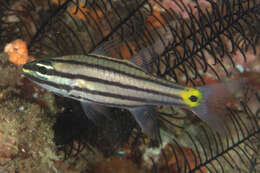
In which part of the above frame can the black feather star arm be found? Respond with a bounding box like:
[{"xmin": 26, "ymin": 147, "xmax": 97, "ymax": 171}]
[
  {"xmin": 164, "ymin": 0, "xmax": 260, "ymax": 85},
  {"xmin": 53, "ymin": 100, "xmax": 138, "ymax": 159},
  {"xmin": 1, "ymin": 0, "xmax": 260, "ymax": 173},
  {"xmin": 1, "ymin": 0, "xmax": 258, "ymax": 78},
  {"xmin": 0, "ymin": 0, "xmax": 155, "ymax": 57},
  {"xmin": 152, "ymin": 92, "xmax": 260, "ymax": 173},
  {"xmin": 125, "ymin": 0, "xmax": 260, "ymax": 85}
]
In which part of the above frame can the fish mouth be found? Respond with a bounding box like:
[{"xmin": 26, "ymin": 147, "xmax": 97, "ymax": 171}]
[
  {"xmin": 21, "ymin": 63, "xmax": 34, "ymax": 79},
  {"xmin": 22, "ymin": 61, "xmax": 35, "ymax": 73},
  {"xmin": 22, "ymin": 67, "xmax": 30, "ymax": 74},
  {"xmin": 22, "ymin": 66, "xmax": 31, "ymax": 76}
]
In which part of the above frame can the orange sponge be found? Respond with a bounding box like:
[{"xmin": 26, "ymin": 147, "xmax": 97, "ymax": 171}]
[{"xmin": 4, "ymin": 40, "xmax": 34, "ymax": 66}]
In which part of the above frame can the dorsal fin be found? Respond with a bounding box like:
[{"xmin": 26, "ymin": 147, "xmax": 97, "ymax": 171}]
[
  {"xmin": 128, "ymin": 44, "xmax": 157, "ymax": 74},
  {"xmin": 91, "ymin": 38, "xmax": 120, "ymax": 57},
  {"xmin": 91, "ymin": 38, "xmax": 158, "ymax": 74}
]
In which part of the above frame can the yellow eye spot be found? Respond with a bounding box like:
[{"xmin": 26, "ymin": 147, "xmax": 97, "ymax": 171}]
[{"xmin": 180, "ymin": 88, "xmax": 203, "ymax": 107}]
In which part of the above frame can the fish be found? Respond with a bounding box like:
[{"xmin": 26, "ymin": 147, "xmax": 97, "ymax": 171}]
[{"xmin": 21, "ymin": 50, "xmax": 250, "ymax": 143}]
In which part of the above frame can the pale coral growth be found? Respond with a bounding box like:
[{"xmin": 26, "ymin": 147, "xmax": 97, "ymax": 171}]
[
  {"xmin": 69, "ymin": 4, "xmax": 104, "ymax": 21},
  {"xmin": 0, "ymin": 96, "xmax": 60, "ymax": 172},
  {"xmin": 93, "ymin": 156, "xmax": 144, "ymax": 173},
  {"xmin": 209, "ymin": 43, "xmax": 260, "ymax": 82},
  {"xmin": 0, "ymin": 118, "xmax": 19, "ymax": 166},
  {"xmin": 159, "ymin": 146, "xmax": 207, "ymax": 173},
  {"xmin": 232, "ymin": 47, "xmax": 260, "ymax": 73},
  {"xmin": 145, "ymin": 11, "xmax": 167, "ymax": 29},
  {"xmin": 150, "ymin": 0, "xmax": 211, "ymax": 19},
  {"xmin": 0, "ymin": 53, "xmax": 23, "ymax": 88},
  {"xmin": 4, "ymin": 40, "xmax": 32, "ymax": 66},
  {"xmin": 3, "ymin": 0, "xmax": 26, "ymax": 23},
  {"xmin": 55, "ymin": 145, "xmax": 104, "ymax": 173},
  {"xmin": 142, "ymin": 131, "xmax": 170, "ymax": 169},
  {"xmin": 51, "ymin": 0, "xmax": 67, "ymax": 5},
  {"xmin": 244, "ymin": 58, "xmax": 260, "ymax": 73},
  {"xmin": 68, "ymin": 4, "xmax": 108, "ymax": 36}
]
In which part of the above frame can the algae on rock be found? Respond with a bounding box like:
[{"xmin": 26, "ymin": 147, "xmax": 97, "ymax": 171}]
[{"xmin": 0, "ymin": 95, "xmax": 60, "ymax": 173}]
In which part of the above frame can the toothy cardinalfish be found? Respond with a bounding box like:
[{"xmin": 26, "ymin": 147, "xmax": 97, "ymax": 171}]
[{"xmin": 22, "ymin": 49, "xmax": 249, "ymax": 142}]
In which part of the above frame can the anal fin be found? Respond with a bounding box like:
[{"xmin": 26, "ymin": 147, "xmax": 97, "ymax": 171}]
[{"xmin": 129, "ymin": 106, "xmax": 161, "ymax": 144}]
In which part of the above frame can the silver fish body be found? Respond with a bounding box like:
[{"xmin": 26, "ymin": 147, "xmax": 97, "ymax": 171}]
[{"xmin": 23, "ymin": 54, "xmax": 189, "ymax": 108}]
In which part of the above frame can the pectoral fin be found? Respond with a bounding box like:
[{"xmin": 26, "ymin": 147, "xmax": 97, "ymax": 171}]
[
  {"xmin": 80, "ymin": 102, "xmax": 111, "ymax": 123},
  {"xmin": 129, "ymin": 106, "xmax": 161, "ymax": 143}
]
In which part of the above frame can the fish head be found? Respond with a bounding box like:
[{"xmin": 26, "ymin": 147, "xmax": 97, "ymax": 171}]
[
  {"xmin": 22, "ymin": 58, "xmax": 71, "ymax": 97},
  {"xmin": 22, "ymin": 58, "xmax": 54, "ymax": 81}
]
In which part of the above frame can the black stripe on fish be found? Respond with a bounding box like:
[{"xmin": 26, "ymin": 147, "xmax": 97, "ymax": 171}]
[
  {"xmin": 88, "ymin": 54, "xmax": 143, "ymax": 72},
  {"xmin": 25, "ymin": 71, "xmax": 185, "ymax": 106},
  {"xmin": 69, "ymin": 94, "xmax": 144, "ymax": 108},
  {"xmin": 43, "ymin": 69, "xmax": 182, "ymax": 100},
  {"xmin": 51, "ymin": 59, "xmax": 185, "ymax": 90}
]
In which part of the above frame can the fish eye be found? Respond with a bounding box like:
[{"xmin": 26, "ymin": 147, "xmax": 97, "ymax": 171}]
[
  {"xmin": 38, "ymin": 66, "xmax": 47, "ymax": 74},
  {"xmin": 189, "ymin": 95, "xmax": 198, "ymax": 102}
]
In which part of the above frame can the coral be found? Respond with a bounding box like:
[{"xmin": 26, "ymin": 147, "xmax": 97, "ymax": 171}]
[
  {"xmin": 93, "ymin": 156, "xmax": 146, "ymax": 173},
  {"xmin": 0, "ymin": 50, "xmax": 105, "ymax": 172},
  {"xmin": 160, "ymin": 145, "xmax": 207, "ymax": 173},
  {"xmin": 0, "ymin": 52, "xmax": 58, "ymax": 114},
  {"xmin": 55, "ymin": 146, "xmax": 104, "ymax": 173},
  {"xmin": 0, "ymin": 95, "xmax": 60, "ymax": 173},
  {"xmin": 0, "ymin": 51, "xmax": 61, "ymax": 172},
  {"xmin": 0, "ymin": 53, "xmax": 22, "ymax": 88}
]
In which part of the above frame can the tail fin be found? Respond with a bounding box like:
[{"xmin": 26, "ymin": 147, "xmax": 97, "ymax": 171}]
[{"xmin": 191, "ymin": 78, "xmax": 249, "ymax": 135}]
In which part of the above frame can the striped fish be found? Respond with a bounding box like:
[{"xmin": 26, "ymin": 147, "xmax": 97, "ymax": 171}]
[{"xmin": 22, "ymin": 52, "xmax": 248, "ymax": 141}]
